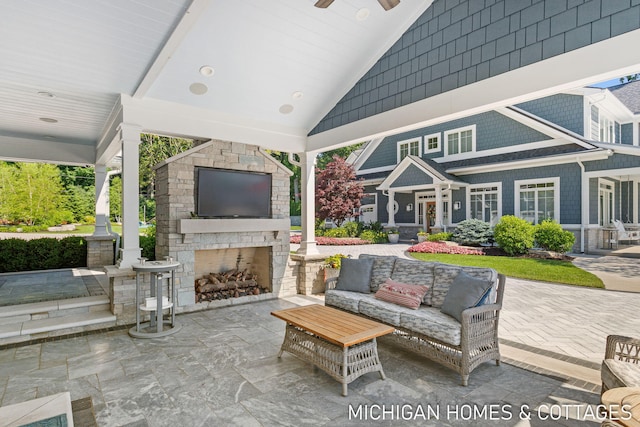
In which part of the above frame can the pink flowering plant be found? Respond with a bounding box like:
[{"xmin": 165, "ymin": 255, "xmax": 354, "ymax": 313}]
[{"xmin": 408, "ymin": 241, "xmax": 484, "ymax": 255}]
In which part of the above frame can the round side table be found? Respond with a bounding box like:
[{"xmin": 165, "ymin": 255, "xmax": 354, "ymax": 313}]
[{"xmin": 129, "ymin": 260, "xmax": 182, "ymax": 338}]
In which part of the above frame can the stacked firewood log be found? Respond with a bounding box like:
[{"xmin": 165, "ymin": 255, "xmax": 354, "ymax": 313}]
[{"xmin": 195, "ymin": 268, "xmax": 266, "ymax": 302}]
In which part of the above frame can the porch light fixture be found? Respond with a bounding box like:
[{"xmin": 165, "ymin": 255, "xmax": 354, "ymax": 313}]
[
  {"xmin": 453, "ymin": 201, "xmax": 461, "ymax": 210},
  {"xmin": 406, "ymin": 203, "xmax": 413, "ymax": 212},
  {"xmin": 199, "ymin": 66, "xmax": 215, "ymax": 77}
]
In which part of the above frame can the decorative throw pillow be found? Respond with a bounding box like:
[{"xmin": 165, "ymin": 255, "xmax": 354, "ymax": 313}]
[
  {"xmin": 334, "ymin": 258, "xmax": 374, "ymax": 293},
  {"xmin": 374, "ymin": 279, "xmax": 429, "ymax": 310},
  {"xmin": 440, "ymin": 271, "xmax": 493, "ymax": 322}
]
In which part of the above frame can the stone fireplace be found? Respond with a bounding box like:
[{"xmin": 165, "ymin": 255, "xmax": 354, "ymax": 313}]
[{"xmin": 152, "ymin": 139, "xmax": 295, "ymax": 314}]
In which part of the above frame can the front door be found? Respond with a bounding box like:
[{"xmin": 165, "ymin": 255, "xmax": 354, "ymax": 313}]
[{"xmin": 421, "ymin": 201, "xmax": 436, "ymax": 233}]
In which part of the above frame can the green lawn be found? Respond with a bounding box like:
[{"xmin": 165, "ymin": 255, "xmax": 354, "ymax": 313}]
[{"xmin": 409, "ymin": 253, "xmax": 604, "ymax": 288}]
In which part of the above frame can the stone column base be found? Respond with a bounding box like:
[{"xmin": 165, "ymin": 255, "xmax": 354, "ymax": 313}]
[
  {"xmin": 290, "ymin": 253, "xmax": 327, "ymax": 295},
  {"xmin": 85, "ymin": 235, "xmax": 115, "ymax": 268}
]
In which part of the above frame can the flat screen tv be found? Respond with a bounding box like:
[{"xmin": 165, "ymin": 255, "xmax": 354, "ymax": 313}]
[{"xmin": 196, "ymin": 167, "xmax": 272, "ymax": 218}]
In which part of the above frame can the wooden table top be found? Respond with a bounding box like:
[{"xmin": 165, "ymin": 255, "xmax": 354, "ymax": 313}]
[
  {"xmin": 602, "ymin": 387, "xmax": 640, "ymax": 427},
  {"xmin": 271, "ymin": 304, "xmax": 394, "ymax": 348}
]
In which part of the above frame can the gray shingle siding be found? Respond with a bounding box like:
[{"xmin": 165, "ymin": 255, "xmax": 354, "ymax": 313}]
[
  {"xmin": 359, "ymin": 111, "xmax": 549, "ymax": 170},
  {"xmin": 461, "ymin": 163, "xmax": 583, "ymax": 224},
  {"xmin": 309, "ymin": 0, "xmax": 639, "ymax": 135},
  {"xmin": 584, "ymin": 153, "xmax": 640, "ymax": 172},
  {"xmin": 515, "ymin": 94, "xmax": 584, "ymax": 134},
  {"xmin": 391, "ymin": 164, "xmax": 434, "ymax": 187}
]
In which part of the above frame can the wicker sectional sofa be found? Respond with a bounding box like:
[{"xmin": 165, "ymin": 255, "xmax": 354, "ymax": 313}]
[{"xmin": 324, "ymin": 254, "xmax": 506, "ymax": 386}]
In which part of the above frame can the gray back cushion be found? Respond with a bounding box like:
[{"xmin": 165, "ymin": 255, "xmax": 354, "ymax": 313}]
[
  {"xmin": 390, "ymin": 259, "xmax": 436, "ymax": 305},
  {"xmin": 335, "ymin": 258, "xmax": 374, "ymax": 293},
  {"xmin": 359, "ymin": 254, "xmax": 396, "ymax": 292}
]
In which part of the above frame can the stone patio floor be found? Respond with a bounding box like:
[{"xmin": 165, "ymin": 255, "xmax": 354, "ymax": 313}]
[
  {"xmin": 2, "ymin": 243, "xmax": 639, "ymax": 425},
  {"xmin": 0, "ymin": 295, "xmax": 607, "ymax": 426}
]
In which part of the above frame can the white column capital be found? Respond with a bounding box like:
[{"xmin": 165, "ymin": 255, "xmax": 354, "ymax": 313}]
[{"xmin": 117, "ymin": 123, "xmax": 142, "ymax": 143}]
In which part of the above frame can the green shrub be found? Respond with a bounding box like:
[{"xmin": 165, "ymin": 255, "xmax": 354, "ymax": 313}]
[
  {"xmin": 534, "ymin": 220, "xmax": 576, "ymax": 253},
  {"xmin": 140, "ymin": 236, "xmax": 156, "ymax": 260},
  {"xmin": 28, "ymin": 238, "xmax": 62, "ymax": 270},
  {"xmin": 361, "ymin": 221, "xmax": 384, "ymax": 232},
  {"xmin": 342, "ymin": 221, "xmax": 362, "ymax": 237},
  {"xmin": 47, "ymin": 210, "xmax": 75, "ymax": 226},
  {"xmin": 0, "ymin": 239, "xmax": 29, "ymax": 273},
  {"xmin": 83, "ymin": 216, "xmax": 96, "ymax": 224},
  {"xmin": 59, "ymin": 236, "xmax": 87, "ymax": 267},
  {"xmin": 359, "ymin": 230, "xmax": 388, "ymax": 243},
  {"xmin": 428, "ymin": 232, "xmax": 453, "ymax": 242},
  {"xmin": 494, "ymin": 215, "xmax": 535, "ymax": 256},
  {"xmin": 323, "ymin": 227, "xmax": 349, "ymax": 238},
  {"xmin": 324, "ymin": 253, "xmax": 347, "ymax": 269},
  {"xmin": 452, "ymin": 219, "xmax": 493, "ymax": 246}
]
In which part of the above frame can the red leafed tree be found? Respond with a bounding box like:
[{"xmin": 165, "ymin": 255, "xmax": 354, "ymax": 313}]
[{"xmin": 315, "ymin": 155, "xmax": 364, "ymax": 226}]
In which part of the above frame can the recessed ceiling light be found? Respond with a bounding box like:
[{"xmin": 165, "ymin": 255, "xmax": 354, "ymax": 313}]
[
  {"xmin": 37, "ymin": 91, "xmax": 55, "ymax": 98},
  {"xmin": 189, "ymin": 83, "xmax": 208, "ymax": 95},
  {"xmin": 279, "ymin": 104, "xmax": 294, "ymax": 114},
  {"xmin": 356, "ymin": 8, "xmax": 370, "ymax": 21},
  {"xmin": 291, "ymin": 91, "xmax": 304, "ymax": 100},
  {"xmin": 39, "ymin": 117, "xmax": 58, "ymax": 123},
  {"xmin": 199, "ymin": 66, "xmax": 215, "ymax": 77}
]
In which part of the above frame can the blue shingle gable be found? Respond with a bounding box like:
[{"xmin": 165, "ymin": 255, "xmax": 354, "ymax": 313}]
[{"xmin": 515, "ymin": 94, "xmax": 584, "ymax": 135}]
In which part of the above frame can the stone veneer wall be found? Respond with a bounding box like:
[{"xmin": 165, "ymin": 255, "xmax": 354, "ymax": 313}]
[{"xmin": 154, "ymin": 140, "xmax": 293, "ymax": 313}]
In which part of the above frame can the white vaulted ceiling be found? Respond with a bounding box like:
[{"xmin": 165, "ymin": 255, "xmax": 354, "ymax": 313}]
[{"xmin": 0, "ymin": 0, "xmax": 432, "ymax": 165}]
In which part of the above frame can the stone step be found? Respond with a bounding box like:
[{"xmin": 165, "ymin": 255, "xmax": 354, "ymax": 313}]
[{"xmin": 0, "ymin": 296, "xmax": 116, "ymax": 346}]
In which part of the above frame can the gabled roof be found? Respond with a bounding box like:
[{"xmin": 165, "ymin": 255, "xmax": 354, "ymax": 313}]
[
  {"xmin": 377, "ymin": 155, "xmax": 465, "ymax": 191},
  {"xmin": 608, "ymin": 80, "xmax": 640, "ymax": 114}
]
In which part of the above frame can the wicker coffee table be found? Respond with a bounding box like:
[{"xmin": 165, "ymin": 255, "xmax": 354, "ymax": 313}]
[{"xmin": 271, "ymin": 304, "xmax": 394, "ymax": 396}]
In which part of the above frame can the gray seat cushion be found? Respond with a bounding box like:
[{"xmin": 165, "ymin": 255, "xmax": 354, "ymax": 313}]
[
  {"xmin": 602, "ymin": 359, "xmax": 640, "ymax": 390},
  {"xmin": 325, "ymin": 289, "xmax": 370, "ymax": 313},
  {"xmin": 399, "ymin": 308, "xmax": 462, "ymax": 346},
  {"xmin": 359, "ymin": 297, "xmax": 405, "ymax": 326}
]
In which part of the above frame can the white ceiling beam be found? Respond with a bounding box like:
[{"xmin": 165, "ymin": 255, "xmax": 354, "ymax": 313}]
[
  {"xmin": 0, "ymin": 136, "xmax": 95, "ymax": 166},
  {"xmin": 121, "ymin": 95, "xmax": 308, "ymax": 152},
  {"xmin": 307, "ymin": 29, "xmax": 640, "ymax": 152},
  {"xmin": 133, "ymin": 0, "xmax": 212, "ymax": 99}
]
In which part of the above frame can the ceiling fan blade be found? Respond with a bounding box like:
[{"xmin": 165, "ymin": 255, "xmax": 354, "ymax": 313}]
[
  {"xmin": 314, "ymin": 0, "xmax": 335, "ymax": 8},
  {"xmin": 378, "ymin": 0, "xmax": 400, "ymax": 11}
]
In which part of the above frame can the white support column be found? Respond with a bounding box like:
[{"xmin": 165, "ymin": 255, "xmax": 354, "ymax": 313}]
[
  {"xmin": 93, "ymin": 164, "xmax": 110, "ymax": 237},
  {"xmin": 634, "ymin": 179, "xmax": 639, "ymax": 224},
  {"xmin": 296, "ymin": 151, "xmax": 318, "ymax": 255},
  {"xmin": 387, "ymin": 190, "xmax": 396, "ymax": 227},
  {"xmin": 578, "ymin": 161, "xmax": 589, "ymax": 253},
  {"xmin": 117, "ymin": 124, "xmax": 142, "ymax": 269},
  {"xmin": 435, "ymin": 185, "xmax": 443, "ymax": 228}
]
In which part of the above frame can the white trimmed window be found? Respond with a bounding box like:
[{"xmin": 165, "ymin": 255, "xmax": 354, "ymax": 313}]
[
  {"xmin": 444, "ymin": 125, "xmax": 476, "ymax": 156},
  {"xmin": 424, "ymin": 133, "xmax": 440, "ymax": 154},
  {"xmin": 468, "ymin": 183, "xmax": 501, "ymax": 225},
  {"xmin": 397, "ymin": 138, "xmax": 421, "ymax": 163},
  {"xmin": 514, "ymin": 178, "xmax": 560, "ymax": 224}
]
